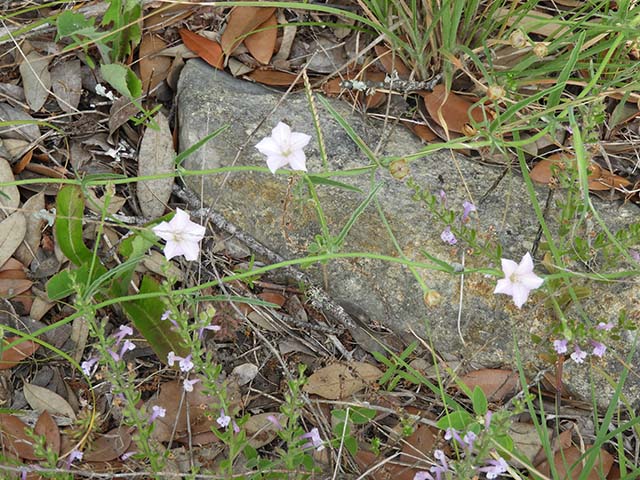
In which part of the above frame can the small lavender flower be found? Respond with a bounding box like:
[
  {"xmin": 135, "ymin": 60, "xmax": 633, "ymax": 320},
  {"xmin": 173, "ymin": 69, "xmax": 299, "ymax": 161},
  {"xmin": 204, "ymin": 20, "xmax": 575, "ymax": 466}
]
[
  {"xmin": 149, "ymin": 405, "xmax": 166, "ymax": 423},
  {"xmin": 161, "ymin": 310, "xmax": 171, "ymax": 321},
  {"xmin": 300, "ymin": 427, "xmax": 324, "ymax": 451},
  {"xmin": 463, "ymin": 431, "xmax": 477, "ymax": 452},
  {"xmin": 198, "ymin": 323, "xmax": 221, "ymax": 340},
  {"xmin": 441, "ymin": 226, "xmax": 457, "ymax": 245},
  {"xmin": 112, "ymin": 325, "xmax": 133, "ymax": 345},
  {"xmin": 428, "ymin": 449, "xmax": 449, "ymax": 480},
  {"xmin": 553, "ymin": 339, "xmax": 568, "ymax": 354},
  {"xmin": 484, "ymin": 411, "xmax": 493, "ymax": 429},
  {"xmin": 478, "ymin": 457, "xmax": 508, "ymax": 479},
  {"xmin": 266, "ymin": 415, "xmax": 283, "ymax": 430},
  {"xmin": 217, "ymin": 409, "xmax": 231, "ymax": 428},
  {"xmin": 119, "ymin": 339, "xmax": 136, "ymax": 359},
  {"xmin": 438, "ymin": 189, "xmax": 447, "ymax": 206},
  {"xmin": 178, "ymin": 355, "xmax": 194, "ymax": 373},
  {"xmin": 65, "ymin": 449, "xmax": 83, "ymax": 469},
  {"xmin": 81, "ymin": 357, "xmax": 99, "ymax": 376},
  {"xmin": 462, "ymin": 201, "xmax": 476, "ymax": 221},
  {"xmin": 167, "ymin": 351, "xmax": 177, "ymax": 366},
  {"xmin": 183, "ymin": 378, "xmax": 199, "ymax": 392},
  {"xmin": 570, "ymin": 345, "xmax": 587, "ymax": 364},
  {"xmin": 591, "ymin": 341, "xmax": 606, "ymax": 358},
  {"xmin": 414, "ymin": 472, "xmax": 434, "ymax": 480},
  {"xmin": 596, "ymin": 321, "xmax": 614, "ymax": 331}
]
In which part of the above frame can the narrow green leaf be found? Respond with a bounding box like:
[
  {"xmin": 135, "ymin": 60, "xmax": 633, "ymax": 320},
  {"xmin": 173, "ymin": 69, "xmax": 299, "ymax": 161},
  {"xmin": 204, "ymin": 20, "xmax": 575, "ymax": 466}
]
[
  {"xmin": 335, "ymin": 182, "xmax": 383, "ymax": 248},
  {"xmin": 55, "ymin": 186, "xmax": 92, "ymax": 266},
  {"xmin": 122, "ymin": 275, "xmax": 189, "ymax": 362},
  {"xmin": 306, "ymin": 175, "xmax": 363, "ymax": 193}
]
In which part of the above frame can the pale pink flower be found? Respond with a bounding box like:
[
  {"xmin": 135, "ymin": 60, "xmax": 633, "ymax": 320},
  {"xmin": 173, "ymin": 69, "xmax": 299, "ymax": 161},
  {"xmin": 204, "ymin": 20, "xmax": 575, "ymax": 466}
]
[
  {"xmin": 255, "ymin": 122, "xmax": 311, "ymax": 174},
  {"xmin": 553, "ymin": 339, "xmax": 568, "ymax": 354},
  {"xmin": 596, "ymin": 322, "xmax": 614, "ymax": 331},
  {"xmin": 591, "ymin": 341, "xmax": 606, "ymax": 358},
  {"xmin": 300, "ymin": 427, "xmax": 324, "ymax": 451},
  {"xmin": 183, "ymin": 378, "xmax": 200, "ymax": 392},
  {"xmin": 571, "ymin": 346, "xmax": 587, "ymax": 364},
  {"xmin": 152, "ymin": 208, "xmax": 206, "ymax": 261},
  {"xmin": 493, "ymin": 252, "xmax": 544, "ymax": 308}
]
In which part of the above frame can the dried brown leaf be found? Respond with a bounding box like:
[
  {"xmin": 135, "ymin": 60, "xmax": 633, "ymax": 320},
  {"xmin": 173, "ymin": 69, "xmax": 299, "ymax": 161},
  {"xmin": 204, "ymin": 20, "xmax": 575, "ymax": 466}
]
[
  {"xmin": 247, "ymin": 69, "xmax": 301, "ymax": 86},
  {"xmin": 245, "ymin": 13, "xmax": 278, "ymax": 65},
  {"xmin": 34, "ymin": 410, "xmax": 61, "ymax": 457},
  {"xmin": 136, "ymin": 111, "xmax": 175, "ymax": 218},
  {"xmin": 14, "ymin": 191, "xmax": 45, "ymax": 267},
  {"xmin": 303, "ymin": 362, "xmax": 383, "ymax": 400},
  {"xmin": 0, "ymin": 103, "xmax": 41, "ymax": 141},
  {"xmin": 354, "ymin": 450, "xmax": 421, "ymax": 480},
  {"xmin": 179, "ymin": 29, "xmax": 224, "ymax": 70},
  {"xmin": 457, "ymin": 368, "xmax": 519, "ymax": 403},
  {"xmin": 0, "ymin": 212, "xmax": 27, "ymax": 267},
  {"xmin": 50, "ymin": 59, "xmax": 81, "ymax": 113},
  {"xmin": 139, "ymin": 34, "xmax": 172, "ymax": 92},
  {"xmin": 84, "ymin": 426, "xmax": 131, "ymax": 462},
  {"xmin": 536, "ymin": 445, "xmax": 614, "ymax": 479},
  {"xmin": 19, "ymin": 50, "xmax": 51, "ymax": 112},
  {"xmin": 23, "ymin": 382, "xmax": 76, "ymax": 419},
  {"xmin": 421, "ymin": 84, "xmax": 490, "ymax": 134},
  {"xmin": 221, "ymin": 6, "xmax": 277, "ymax": 55},
  {"xmin": 374, "ymin": 44, "xmax": 411, "ymax": 79},
  {"xmin": 0, "ymin": 336, "xmax": 39, "ymax": 370},
  {"xmin": 0, "ymin": 413, "xmax": 36, "ymax": 459},
  {"xmin": 244, "ymin": 412, "xmax": 284, "ymax": 448}
]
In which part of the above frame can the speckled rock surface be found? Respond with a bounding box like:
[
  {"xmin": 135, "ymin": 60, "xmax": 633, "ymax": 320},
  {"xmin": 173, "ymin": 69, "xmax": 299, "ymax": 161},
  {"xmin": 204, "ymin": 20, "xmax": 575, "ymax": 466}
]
[{"xmin": 177, "ymin": 59, "xmax": 640, "ymax": 407}]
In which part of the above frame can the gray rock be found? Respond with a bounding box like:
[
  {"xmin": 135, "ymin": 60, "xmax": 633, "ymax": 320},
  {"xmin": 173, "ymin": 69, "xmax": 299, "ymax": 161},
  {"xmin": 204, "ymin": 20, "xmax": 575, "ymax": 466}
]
[{"xmin": 177, "ymin": 59, "xmax": 640, "ymax": 408}]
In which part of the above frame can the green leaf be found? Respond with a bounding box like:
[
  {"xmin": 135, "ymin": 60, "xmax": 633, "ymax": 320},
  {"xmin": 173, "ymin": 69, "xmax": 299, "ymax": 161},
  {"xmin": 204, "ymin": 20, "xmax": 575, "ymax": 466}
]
[
  {"xmin": 335, "ymin": 182, "xmax": 383, "ymax": 249},
  {"xmin": 55, "ymin": 186, "xmax": 92, "ymax": 266},
  {"xmin": 350, "ymin": 407, "xmax": 377, "ymax": 424},
  {"xmin": 46, "ymin": 269, "xmax": 79, "ymax": 300},
  {"xmin": 56, "ymin": 10, "xmax": 96, "ymax": 38},
  {"xmin": 100, "ymin": 63, "xmax": 142, "ymax": 99},
  {"xmin": 344, "ymin": 436, "xmax": 358, "ymax": 456},
  {"xmin": 436, "ymin": 410, "xmax": 474, "ymax": 432},
  {"xmin": 472, "ymin": 386, "xmax": 488, "ymax": 416},
  {"xmin": 306, "ymin": 175, "xmax": 363, "ymax": 193},
  {"xmin": 121, "ymin": 275, "xmax": 189, "ymax": 362}
]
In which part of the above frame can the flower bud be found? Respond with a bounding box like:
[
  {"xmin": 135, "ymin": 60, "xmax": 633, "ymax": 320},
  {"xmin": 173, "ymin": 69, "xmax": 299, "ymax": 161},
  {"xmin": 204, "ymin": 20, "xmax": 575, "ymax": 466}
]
[
  {"xmin": 533, "ymin": 42, "xmax": 548, "ymax": 58},
  {"xmin": 509, "ymin": 30, "xmax": 528, "ymax": 49},
  {"xmin": 423, "ymin": 290, "xmax": 442, "ymax": 307},
  {"xmin": 389, "ymin": 159, "xmax": 410, "ymax": 180},
  {"xmin": 487, "ymin": 85, "xmax": 505, "ymax": 101}
]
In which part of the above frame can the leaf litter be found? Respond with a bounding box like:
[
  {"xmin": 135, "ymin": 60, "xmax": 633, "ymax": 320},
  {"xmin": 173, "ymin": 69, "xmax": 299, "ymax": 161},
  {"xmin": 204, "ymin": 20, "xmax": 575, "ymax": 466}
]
[{"xmin": 0, "ymin": 1, "xmax": 637, "ymax": 478}]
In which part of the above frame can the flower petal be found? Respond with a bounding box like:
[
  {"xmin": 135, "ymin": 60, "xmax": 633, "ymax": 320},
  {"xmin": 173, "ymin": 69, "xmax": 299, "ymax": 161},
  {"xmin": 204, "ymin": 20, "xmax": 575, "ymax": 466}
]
[
  {"xmin": 493, "ymin": 278, "xmax": 514, "ymax": 295},
  {"xmin": 271, "ymin": 122, "xmax": 291, "ymax": 145},
  {"xmin": 515, "ymin": 252, "xmax": 534, "ymax": 275},
  {"xmin": 510, "ymin": 283, "xmax": 530, "ymax": 308},
  {"xmin": 266, "ymin": 154, "xmax": 290, "ymax": 174},
  {"xmin": 519, "ymin": 272, "xmax": 544, "ymax": 290},
  {"xmin": 255, "ymin": 137, "xmax": 281, "ymax": 157},
  {"xmin": 289, "ymin": 131, "xmax": 312, "ymax": 150},
  {"xmin": 500, "ymin": 258, "xmax": 518, "ymax": 277},
  {"xmin": 287, "ymin": 150, "xmax": 307, "ymax": 171}
]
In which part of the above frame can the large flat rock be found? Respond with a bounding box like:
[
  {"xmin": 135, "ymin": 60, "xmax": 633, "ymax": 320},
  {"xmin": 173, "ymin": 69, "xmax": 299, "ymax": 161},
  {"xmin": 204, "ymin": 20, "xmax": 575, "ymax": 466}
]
[{"xmin": 177, "ymin": 59, "xmax": 640, "ymax": 408}]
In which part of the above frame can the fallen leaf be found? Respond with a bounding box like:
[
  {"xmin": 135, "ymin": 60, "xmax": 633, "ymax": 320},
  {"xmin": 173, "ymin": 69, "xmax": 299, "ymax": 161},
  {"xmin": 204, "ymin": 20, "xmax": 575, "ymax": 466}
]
[
  {"xmin": 50, "ymin": 59, "xmax": 82, "ymax": 113},
  {"xmin": 421, "ymin": 85, "xmax": 490, "ymax": 134},
  {"xmin": 23, "ymin": 382, "xmax": 76, "ymax": 420},
  {"xmin": 179, "ymin": 28, "xmax": 224, "ymax": 70},
  {"xmin": 19, "ymin": 50, "xmax": 51, "ymax": 112},
  {"xmin": 257, "ymin": 291, "xmax": 286, "ymax": 307},
  {"xmin": 14, "ymin": 191, "xmax": 45, "ymax": 267},
  {"xmin": 0, "ymin": 212, "xmax": 27, "ymax": 267},
  {"xmin": 245, "ymin": 13, "xmax": 278, "ymax": 65},
  {"xmin": 400, "ymin": 423, "xmax": 438, "ymax": 460},
  {"xmin": 495, "ymin": 8, "xmax": 570, "ymax": 37},
  {"xmin": 457, "ymin": 369, "xmax": 519, "ymax": 403},
  {"xmin": 136, "ymin": 111, "xmax": 175, "ymax": 218},
  {"xmin": 221, "ymin": 6, "xmax": 277, "ymax": 55},
  {"xmin": 230, "ymin": 363, "xmax": 259, "ymax": 386},
  {"xmin": 0, "ymin": 413, "xmax": 36, "ymax": 459},
  {"xmin": 84, "ymin": 426, "xmax": 131, "ymax": 462},
  {"xmin": 11, "ymin": 147, "xmax": 33, "ymax": 175},
  {"xmin": 139, "ymin": 33, "xmax": 172, "ymax": 92},
  {"xmin": 0, "ymin": 103, "xmax": 41, "ymax": 141},
  {"xmin": 0, "ymin": 268, "xmax": 32, "ymax": 298},
  {"xmin": 509, "ymin": 422, "xmax": 547, "ymax": 464},
  {"xmin": 0, "ymin": 336, "xmax": 40, "ymax": 370},
  {"xmin": 34, "ymin": 410, "xmax": 61, "ymax": 457},
  {"xmin": 108, "ymin": 96, "xmax": 139, "ymax": 138},
  {"xmin": 247, "ymin": 69, "xmax": 301, "ymax": 86},
  {"xmin": 536, "ymin": 445, "xmax": 614, "ymax": 479},
  {"xmin": 0, "ymin": 157, "xmax": 20, "ymax": 210},
  {"xmin": 85, "ymin": 188, "xmax": 126, "ymax": 215},
  {"xmin": 374, "ymin": 44, "xmax": 411, "ymax": 79},
  {"xmin": 29, "ymin": 295, "xmax": 55, "ymax": 322},
  {"xmin": 403, "ymin": 121, "xmax": 438, "ymax": 142},
  {"xmin": 303, "ymin": 362, "xmax": 383, "ymax": 400},
  {"xmin": 244, "ymin": 412, "xmax": 284, "ymax": 448}
]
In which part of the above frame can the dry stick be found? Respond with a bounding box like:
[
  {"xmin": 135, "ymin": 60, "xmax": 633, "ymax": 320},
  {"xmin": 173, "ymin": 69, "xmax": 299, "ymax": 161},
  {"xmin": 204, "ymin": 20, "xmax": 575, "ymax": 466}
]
[
  {"xmin": 341, "ymin": 72, "xmax": 442, "ymax": 95},
  {"xmin": 172, "ymin": 184, "xmax": 359, "ymax": 332}
]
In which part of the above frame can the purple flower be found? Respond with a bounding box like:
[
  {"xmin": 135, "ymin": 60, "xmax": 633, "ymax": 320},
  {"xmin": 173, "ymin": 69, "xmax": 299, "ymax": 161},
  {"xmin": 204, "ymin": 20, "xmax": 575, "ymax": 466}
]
[
  {"xmin": 217, "ymin": 409, "xmax": 231, "ymax": 428},
  {"xmin": 414, "ymin": 472, "xmax": 434, "ymax": 480},
  {"xmin": 478, "ymin": 457, "xmax": 508, "ymax": 479},
  {"xmin": 119, "ymin": 339, "xmax": 136, "ymax": 358},
  {"xmin": 462, "ymin": 201, "xmax": 476, "ymax": 221},
  {"xmin": 591, "ymin": 341, "xmax": 606, "ymax": 358},
  {"xmin": 178, "ymin": 355, "xmax": 194, "ymax": 373},
  {"xmin": 113, "ymin": 325, "xmax": 133, "ymax": 345},
  {"xmin": 149, "ymin": 405, "xmax": 166, "ymax": 423},
  {"xmin": 266, "ymin": 415, "xmax": 283, "ymax": 430},
  {"xmin": 198, "ymin": 324, "xmax": 221, "ymax": 340},
  {"xmin": 121, "ymin": 451, "xmax": 136, "ymax": 461},
  {"xmin": 630, "ymin": 249, "xmax": 640, "ymax": 262},
  {"xmin": 596, "ymin": 322, "xmax": 614, "ymax": 331},
  {"xmin": 232, "ymin": 420, "xmax": 240, "ymax": 433},
  {"xmin": 300, "ymin": 427, "xmax": 324, "ymax": 451},
  {"xmin": 570, "ymin": 346, "xmax": 587, "ymax": 364},
  {"xmin": 428, "ymin": 449, "xmax": 449, "ymax": 480},
  {"xmin": 553, "ymin": 339, "xmax": 568, "ymax": 354},
  {"xmin": 161, "ymin": 310, "xmax": 171, "ymax": 321},
  {"xmin": 463, "ymin": 431, "xmax": 477, "ymax": 452},
  {"xmin": 65, "ymin": 449, "xmax": 83, "ymax": 469},
  {"xmin": 183, "ymin": 378, "xmax": 200, "ymax": 392},
  {"xmin": 438, "ymin": 189, "xmax": 447, "ymax": 206},
  {"xmin": 441, "ymin": 226, "xmax": 457, "ymax": 245},
  {"xmin": 484, "ymin": 411, "xmax": 493, "ymax": 429},
  {"xmin": 81, "ymin": 357, "xmax": 99, "ymax": 376}
]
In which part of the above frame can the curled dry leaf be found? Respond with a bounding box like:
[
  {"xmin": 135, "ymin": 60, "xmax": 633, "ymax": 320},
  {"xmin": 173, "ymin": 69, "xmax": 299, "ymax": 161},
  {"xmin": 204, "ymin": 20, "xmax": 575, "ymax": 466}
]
[
  {"xmin": 354, "ymin": 449, "xmax": 420, "ymax": 480},
  {"xmin": 230, "ymin": 363, "xmax": 259, "ymax": 386},
  {"xmin": 221, "ymin": 6, "xmax": 277, "ymax": 55},
  {"xmin": 0, "ymin": 267, "xmax": 32, "ymax": 298},
  {"xmin": 0, "ymin": 212, "xmax": 27, "ymax": 267},
  {"xmin": 14, "ymin": 191, "xmax": 45, "ymax": 267},
  {"xmin": 23, "ymin": 382, "xmax": 76, "ymax": 420},
  {"xmin": 84, "ymin": 426, "xmax": 132, "ymax": 462},
  {"xmin": 421, "ymin": 84, "xmax": 491, "ymax": 134},
  {"xmin": 179, "ymin": 29, "xmax": 224, "ymax": 70},
  {"xmin": 19, "ymin": 50, "xmax": 52, "ymax": 112},
  {"xmin": 374, "ymin": 44, "xmax": 411, "ymax": 79},
  {"xmin": 244, "ymin": 13, "xmax": 278, "ymax": 65},
  {"xmin": 303, "ymin": 362, "xmax": 383, "ymax": 400},
  {"xmin": 508, "ymin": 422, "xmax": 548, "ymax": 464},
  {"xmin": 0, "ymin": 336, "xmax": 39, "ymax": 370},
  {"xmin": 136, "ymin": 111, "xmax": 175, "ymax": 219},
  {"xmin": 50, "ymin": 59, "xmax": 82, "ymax": 113},
  {"xmin": 0, "ymin": 157, "xmax": 20, "ymax": 210},
  {"xmin": 457, "ymin": 368, "xmax": 519, "ymax": 403}
]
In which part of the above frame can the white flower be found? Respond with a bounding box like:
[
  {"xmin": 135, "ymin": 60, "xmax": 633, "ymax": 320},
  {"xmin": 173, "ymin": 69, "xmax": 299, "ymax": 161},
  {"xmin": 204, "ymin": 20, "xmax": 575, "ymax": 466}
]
[
  {"xmin": 183, "ymin": 378, "xmax": 200, "ymax": 392},
  {"xmin": 493, "ymin": 252, "xmax": 544, "ymax": 308},
  {"xmin": 152, "ymin": 208, "xmax": 206, "ymax": 261},
  {"xmin": 255, "ymin": 122, "xmax": 311, "ymax": 174}
]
